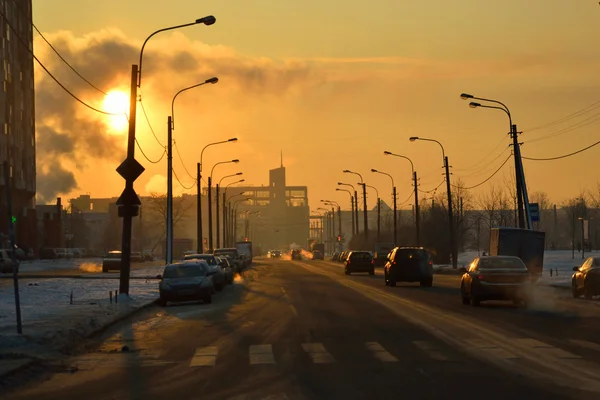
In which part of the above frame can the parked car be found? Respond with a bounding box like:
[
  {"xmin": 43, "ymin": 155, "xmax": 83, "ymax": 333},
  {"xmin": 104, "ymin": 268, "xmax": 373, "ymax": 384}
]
[
  {"xmin": 331, "ymin": 252, "xmax": 340, "ymax": 262},
  {"xmin": 216, "ymin": 256, "xmax": 234, "ymax": 284},
  {"xmin": 157, "ymin": 261, "xmax": 213, "ymax": 306},
  {"xmin": 102, "ymin": 250, "xmax": 122, "ymax": 273},
  {"xmin": 572, "ymin": 256, "xmax": 600, "ymax": 299},
  {"xmin": 131, "ymin": 251, "xmax": 144, "ymax": 262},
  {"xmin": 214, "ymin": 248, "xmax": 244, "ymax": 272},
  {"xmin": 312, "ymin": 250, "xmax": 324, "ymax": 260},
  {"xmin": 460, "ymin": 255, "xmax": 531, "ymax": 307},
  {"xmin": 384, "ymin": 247, "xmax": 433, "ymax": 287},
  {"xmin": 344, "ymin": 251, "xmax": 375, "ymax": 275},
  {"xmin": 291, "ymin": 249, "xmax": 302, "ymax": 260},
  {"xmin": 183, "ymin": 254, "xmax": 226, "ymax": 291},
  {"xmin": 0, "ymin": 249, "xmax": 19, "ymax": 273}
]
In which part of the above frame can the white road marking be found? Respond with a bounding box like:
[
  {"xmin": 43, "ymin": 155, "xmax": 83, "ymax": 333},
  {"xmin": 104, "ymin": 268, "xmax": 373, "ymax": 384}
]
[
  {"xmin": 413, "ymin": 340, "xmax": 449, "ymax": 361},
  {"xmin": 301, "ymin": 342, "xmax": 335, "ymax": 363},
  {"xmin": 468, "ymin": 338, "xmax": 519, "ymax": 360},
  {"xmin": 516, "ymin": 338, "xmax": 581, "ymax": 359},
  {"xmin": 569, "ymin": 339, "xmax": 600, "ymax": 352},
  {"xmin": 249, "ymin": 344, "xmax": 276, "ymax": 365},
  {"xmin": 189, "ymin": 346, "xmax": 218, "ymax": 367},
  {"xmin": 365, "ymin": 342, "xmax": 398, "ymax": 362}
]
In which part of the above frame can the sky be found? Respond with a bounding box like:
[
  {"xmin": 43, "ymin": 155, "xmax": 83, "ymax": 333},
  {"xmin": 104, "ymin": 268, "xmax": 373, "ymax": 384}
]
[{"xmin": 31, "ymin": 0, "xmax": 600, "ymax": 210}]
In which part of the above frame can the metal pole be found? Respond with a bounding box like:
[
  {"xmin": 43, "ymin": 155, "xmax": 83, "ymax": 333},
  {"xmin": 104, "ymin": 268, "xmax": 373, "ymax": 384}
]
[
  {"xmin": 338, "ymin": 205, "xmax": 342, "ymax": 251},
  {"xmin": 354, "ymin": 190, "xmax": 359, "ymax": 235},
  {"xmin": 511, "ymin": 124, "xmax": 525, "ymax": 229},
  {"xmin": 208, "ymin": 176, "xmax": 213, "ymax": 252},
  {"xmin": 362, "ymin": 184, "xmax": 368, "ymax": 238},
  {"xmin": 166, "ymin": 116, "xmax": 173, "ymax": 264},
  {"xmin": 413, "ymin": 171, "xmax": 420, "ymax": 246},
  {"xmin": 196, "ymin": 163, "xmax": 201, "ymax": 253},
  {"xmin": 222, "ymin": 193, "xmax": 226, "ymax": 247},
  {"xmin": 4, "ymin": 161, "xmax": 22, "ymax": 334},
  {"xmin": 393, "ymin": 186, "xmax": 397, "ymax": 246},
  {"xmin": 582, "ymin": 218, "xmax": 585, "ymax": 260},
  {"xmin": 377, "ymin": 197, "xmax": 381, "ymax": 241},
  {"xmin": 445, "ymin": 156, "xmax": 457, "ymax": 268},
  {"xmin": 216, "ymin": 184, "xmax": 220, "ymax": 249},
  {"xmin": 350, "ymin": 195, "xmax": 355, "ymax": 236}
]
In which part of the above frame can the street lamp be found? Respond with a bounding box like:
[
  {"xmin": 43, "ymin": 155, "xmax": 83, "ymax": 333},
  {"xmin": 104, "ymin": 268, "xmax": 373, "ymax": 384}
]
[
  {"xmin": 338, "ymin": 182, "xmax": 359, "ymax": 235},
  {"xmin": 232, "ymin": 198, "xmax": 251, "ymax": 243},
  {"xmin": 317, "ymin": 207, "xmax": 331, "ymax": 249},
  {"xmin": 460, "ymin": 92, "xmax": 532, "ymax": 229},
  {"xmin": 409, "ymin": 137, "xmax": 457, "ymax": 268},
  {"xmin": 117, "ymin": 15, "xmax": 215, "ymax": 295},
  {"xmin": 362, "ymin": 183, "xmax": 380, "ymax": 241},
  {"xmin": 336, "ymin": 188, "xmax": 355, "ymax": 237},
  {"xmin": 215, "ymin": 172, "xmax": 243, "ymax": 249},
  {"xmin": 223, "ymin": 179, "xmax": 245, "ymax": 247},
  {"xmin": 166, "ymin": 77, "xmax": 218, "ymax": 264},
  {"xmin": 323, "ymin": 200, "xmax": 342, "ymax": 253},
  {"xmin": 208, "ymin": 159, "xmax": 240, "ymax": 251},
  {"xmin": 372, "ymin": 168, "xmax": 396, "ymax": 245},
  {"xmin": 384, "ymin": 151, "xmax": 419, "ymax": 246},
  {"xmin": 343, "ymin": 170, "xmax": 368, "ymax": 238},
  {"xmin": 197, "ymin": 138, "xmax": 237, "ymax": 252}
]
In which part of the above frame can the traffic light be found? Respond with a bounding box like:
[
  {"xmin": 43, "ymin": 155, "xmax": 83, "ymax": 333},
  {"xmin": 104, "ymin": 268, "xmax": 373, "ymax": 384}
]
[{"xmin": 337, "ymin": 235, "xmax": 342, "ymax": 242}]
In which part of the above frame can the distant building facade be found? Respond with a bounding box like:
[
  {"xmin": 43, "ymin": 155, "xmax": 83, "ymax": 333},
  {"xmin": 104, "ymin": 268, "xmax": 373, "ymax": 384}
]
[{"xmin": 0, "ymin": 0, "xmax": 36, "ymax": 251}]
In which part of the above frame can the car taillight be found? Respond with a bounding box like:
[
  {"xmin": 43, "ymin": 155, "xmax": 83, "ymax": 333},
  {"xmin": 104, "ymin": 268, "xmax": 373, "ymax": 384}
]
[
  {"xmin": 477, "ymin": 275, "xmax": 484, "ymax": 280},
  {"xmin": 371, "ymin": 260, "xmax": 375, "ymax": 264},
  {"xmin": 428, "ymin": 261, "xmax": 433, "ymax": 265}
]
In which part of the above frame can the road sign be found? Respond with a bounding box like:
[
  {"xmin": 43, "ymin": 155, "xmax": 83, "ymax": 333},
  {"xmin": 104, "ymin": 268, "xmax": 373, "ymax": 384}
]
[
  {"xmin": 116, "ymin": 186, "xmax": 141, "ymax": 206},
  {"xmin": 529, "ymin": 203, "xmax": 540, "ymax": 222},
  {"xmin": 116, "ymin": 158, "xmax": 145, "ymax": 182}
]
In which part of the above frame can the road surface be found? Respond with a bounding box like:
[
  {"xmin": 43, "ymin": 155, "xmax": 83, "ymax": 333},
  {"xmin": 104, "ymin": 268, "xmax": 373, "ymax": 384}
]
[{"xmin": 3, "ymin": 257, "xmax": 600, "ymax": 400}]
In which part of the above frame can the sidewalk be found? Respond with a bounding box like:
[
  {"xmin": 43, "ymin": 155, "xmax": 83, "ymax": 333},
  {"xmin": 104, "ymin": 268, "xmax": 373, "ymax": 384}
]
[{"xmin": 0, "ymin": 264, "xmax": 163, "ymax": 380}]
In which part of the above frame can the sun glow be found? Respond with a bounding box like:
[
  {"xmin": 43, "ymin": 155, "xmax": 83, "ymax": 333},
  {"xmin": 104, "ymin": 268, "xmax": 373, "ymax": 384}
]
[{"xmin": 103, "ymin": 90, "xmax": 129, "ymax": 133}]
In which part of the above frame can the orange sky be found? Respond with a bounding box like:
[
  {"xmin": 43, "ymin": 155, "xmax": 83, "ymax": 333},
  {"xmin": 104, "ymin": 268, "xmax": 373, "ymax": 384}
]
[{"xmin": 31, "ymin": 0, "xmax": 600, "ymax": 209}]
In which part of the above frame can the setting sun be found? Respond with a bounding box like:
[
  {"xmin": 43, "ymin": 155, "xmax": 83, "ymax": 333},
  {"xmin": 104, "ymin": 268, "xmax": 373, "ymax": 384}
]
[{"xmin": 102, "ymin": 90, "xmax": 129, "ymax": 133}]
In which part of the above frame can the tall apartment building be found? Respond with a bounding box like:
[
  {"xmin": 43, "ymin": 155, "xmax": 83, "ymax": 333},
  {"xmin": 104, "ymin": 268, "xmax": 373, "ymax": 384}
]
[{"xmin": 0, "ymin": 0, "xmax": 36, "ymax": 251}]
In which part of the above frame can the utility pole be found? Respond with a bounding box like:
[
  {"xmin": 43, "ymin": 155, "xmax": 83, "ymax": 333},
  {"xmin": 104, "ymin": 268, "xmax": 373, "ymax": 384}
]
[
  {"xmin": 166, "ymin": 116, "xmax": 173, "ymax": 264},
  {"xmin": 362, "ymin": 184, "xmax": 368, "ymax": 238},
  {"xmin": 413, "ymin": 171, "xmax": 420, "ymax": 246},
  {"xmin": 354, "ymin": 190, "xmax": 359, "ymax": 236},
  {"xmin": 445, "ymin": 156, "xmax": 457, "ymax": 269},
  {"xmin": 208, "ymin": 176, "xmax": 213, "ymax": 252},
  {"xmin": 393, "ymin": 187, "xmax": 397, "ymax": 246},
  {"xmin": 511, "ymin": 124, "xmax": 525, "ymax": 229},
  {"xmin": 4, "ymin": 161, "xmax": 22, "ymax": 333},
  {"xmin": 337, "ymin": 205, "xmax": 342, "ymax": 251},
  {"xmin": 196, "ymin": 163, "xmax": 201, "ymax": 253},
  {"xmin": 216, "ymin": 184, "xmax": 220, "ymax": 249},
  {"xmin": 222, "ymin": 193, "xmax": 227, "ymax": 247},
  {"xmin": 351, "ymin": 195, "xmax": 355, "ymax": 236}
]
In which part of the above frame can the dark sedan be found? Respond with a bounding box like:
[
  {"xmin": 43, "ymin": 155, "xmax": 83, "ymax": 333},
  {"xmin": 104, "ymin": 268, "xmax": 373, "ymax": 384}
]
[
  {"xmin": 572, "ymin": 256, "xmax": 600, "ymax": 299},
  {"xmin": 345, "ymin": 251, "xmax": 375, "ymax": 275},
  {"xmin": 460, "ymin": 256, "xmax": 531, "ymax": 307},
  {"xmin": 158, "ymin": 261, "xmax": 214, "ymax": 306},
  {"xmin": 183, "ymin": 254, "xmax": 226, "ymax": 291}
]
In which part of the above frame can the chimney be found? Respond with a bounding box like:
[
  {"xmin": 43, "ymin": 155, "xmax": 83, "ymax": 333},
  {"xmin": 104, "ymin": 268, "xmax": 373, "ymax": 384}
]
[{"xmin": 57, "ymin": 197, "xmax": 62, "ymax": 222}]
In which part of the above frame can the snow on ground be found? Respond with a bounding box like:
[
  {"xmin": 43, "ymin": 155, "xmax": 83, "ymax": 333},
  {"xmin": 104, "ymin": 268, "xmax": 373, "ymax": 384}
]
[
  {"xmin": 0, "ymin": 264, "xmax": 165, "ymax": 355},
  {"xmin": 16, "ymin": 258, "xmax": 104, "ymax": 273}
]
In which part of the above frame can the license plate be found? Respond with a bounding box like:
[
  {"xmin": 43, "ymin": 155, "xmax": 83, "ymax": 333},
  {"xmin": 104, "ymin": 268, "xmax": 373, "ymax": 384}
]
[{"xmin": 179, "ymin": 289, "xmax": 194, "ymax": 295}]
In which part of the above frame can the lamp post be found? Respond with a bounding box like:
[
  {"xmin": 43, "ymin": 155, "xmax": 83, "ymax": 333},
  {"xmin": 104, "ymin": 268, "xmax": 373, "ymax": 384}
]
[
  {"xmin": 232, "ymin": 198, "xmax": 250, "ymax": 243},
  {"xmin": 228, "ymin": 194, "xmax": 247, "ymax": 245},
  {"xmin": 167, "ymin": 77, "xmax": 218, "ymax": 263},
  {"xmin": 208, "ymin": 159, "xmax": 240, "ymax": 252},
  {"xmin": 336, "ymin": 188, "xmax": 355, "ymax": 237},
  {"xmin": 344, "ymin": 170, "xmax": 368, "ymax": 239},
  {"xmin": 372, "ymin": 169, "xmax": 396, "ymax": 245},
  {"xmin": 409, "ymin": 137, "xmax": 457, "ymax": 268},
  {"xmin": 223, "ymin": 180, "xmax": 244, "ymax": 247},
  {"xmin": 320, "ymin": 201, "xmax": 336, "ymax": 254},
  {"xmin": 461, "ymin": 93, "xmax": 532, "ymax": 230},
  {"xmin": 317, "ymin": 207, "xmax": 331, "ymax": 252},
  {"xmin": 384, "ymin": 151, "xmax": 419, "ymax": 246},
  {"xmin": 323, "ymin": 200, "xmax": 342, "ymax": 252},
  {"xmin": 117, "ymin": 15, "xmax": 215, "ymax": 294},
  {"xmin": 363, "ymin": 184, "xmax": 380, "ymax": 241},
  {"xmin": 216, "ymin": 172, "xmax": 242, "ymax": 249},
  {"xmin": 245, "ymin": 211, "xmax": 260, "ymax": 240},
  {"xmin": 338, "ymin": 182, "xmax": 359, "ymax": 236}
]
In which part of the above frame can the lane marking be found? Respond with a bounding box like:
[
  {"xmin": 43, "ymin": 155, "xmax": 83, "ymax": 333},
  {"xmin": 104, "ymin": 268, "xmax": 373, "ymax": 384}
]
[
  {"xmin": 515, "ymin": 338, "xmax": 581, "ymax": 359},
  {"xmin": 570, "ymin": 339, "xmax": 600, "ymax": 352},
  {"xmin": 249, "ymin": 344, "xmax": 276, "ymax": 365},
  {"xmin": 301, "ymin": 342, "xmax": 335, "ymax": 364},
  {"xmin": 365, "ymin": 342, "xmax": 398, "ymax": 362},
  {"xmin": 412, "ymin": 340, "xmax": 449, "ymax": 361},
  {"xmin": 469, "ymin": 338, "xmax": 519, "ymax": 360},
  {"xmin": 190, "ymin": 346, "xmax": 218, "ymax": 367}
]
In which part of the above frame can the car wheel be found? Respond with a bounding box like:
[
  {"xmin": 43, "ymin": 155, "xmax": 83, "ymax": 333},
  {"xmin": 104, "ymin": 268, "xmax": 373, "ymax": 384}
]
[
  {"xmin": 344, "ymin": 268, "xmax": 350, "ymax": 275},
  {"xmin": 461, "ymin": 286, "xmax": 470, "ymax": 305},
  {"xmin": 470, "ymin": 295, "xmax": 481, "ymax": 307},
  {"xmin": 584, "ymin": 282, "xmax": 594, "ymax": 299}
]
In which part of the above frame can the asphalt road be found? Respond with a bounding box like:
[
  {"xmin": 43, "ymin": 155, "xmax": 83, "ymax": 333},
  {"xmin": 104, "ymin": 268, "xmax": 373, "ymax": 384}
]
[{"xmin": 4, "ymin": 257, "xmax": 600, "ymax": 400}]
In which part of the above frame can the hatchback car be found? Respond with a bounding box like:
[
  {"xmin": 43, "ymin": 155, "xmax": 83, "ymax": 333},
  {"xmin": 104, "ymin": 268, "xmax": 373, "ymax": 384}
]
[
  {"xmin": 216, "ymin": 256, "xmax": 234, "ymax": 284},
  {"xmin": 572, "ymin": 256, "xmax": 600, "ymax": 299},
  {"xmin": 157, "ymin": 261, "xmax": 214, "ymax": 306},
  {"xmin": 384, "ymin": 247, "xmax": 433, "ymax": 287},
  {"xmin": 460, "ymin": 256, "xmax": 531, "ymax": 307},
  {"xmin": 183, "ymin": 254, "xmax": 226, "ymax": 291},
  {"xmin": 344, "ymin": 251, "xmax": 375, "ymax": 275}
]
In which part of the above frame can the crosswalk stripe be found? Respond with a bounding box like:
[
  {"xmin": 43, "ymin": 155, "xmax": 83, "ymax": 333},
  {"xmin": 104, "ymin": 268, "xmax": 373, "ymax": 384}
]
[
  {"xmin": 468, "ymin": 338, "xmax": 519, "ymax": 360},
  {"xmin": 365, "ymin": 342, "xmax": 398, "ymax": 362},
  {"xmin": 569, "ymin": 339, "xmax": 600, "ymax": 352},
  {"xmin": 301, "ymin": 342, "xmax": 335, "ymax": 363},
  {"xmin": 515, "ymin": 338, "xmax": 581, "ymax": 359},
  {"xmin": 190, "ymin": 346, "xmax": 218, "ymax": 367},
  {"xmin": 249, "ymin": 344, "xmax": 276, "ymax": 365},
  {"xmin": 412, "ymin": 340, "xmax": 449, "ymax": 361}
]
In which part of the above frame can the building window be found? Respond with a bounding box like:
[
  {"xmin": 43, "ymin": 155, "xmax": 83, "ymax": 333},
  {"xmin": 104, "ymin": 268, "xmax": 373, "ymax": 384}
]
[
  {"xmin": 255, "ymin": 191, "xmax": 270, "ymax": 198},
  {"xmin": 256, "ymin": 200, "xmax": 270, "ymax": 206},
  {"xmin": 289, "ymin": 190, "xmax": 306, "ymax": 198},
  {"xmin": 287, "ymin": 199, "xmax": 306, "ymax": 207}
]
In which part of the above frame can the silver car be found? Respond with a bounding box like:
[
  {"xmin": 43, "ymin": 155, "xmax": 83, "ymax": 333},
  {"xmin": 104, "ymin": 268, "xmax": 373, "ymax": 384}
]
[
  {"xmin": 183, "ymin": 254, "xmax": 226, "ymax": 291},
  {"xmin": 158, "ymin": 261, "xmax": 214, "ymax": 306}
]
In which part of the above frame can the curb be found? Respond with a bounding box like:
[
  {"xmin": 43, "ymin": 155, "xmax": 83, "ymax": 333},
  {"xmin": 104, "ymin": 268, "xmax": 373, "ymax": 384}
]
[{"xmin": 0, "ymin": 358, "xmax": 38, "ymax": 381}]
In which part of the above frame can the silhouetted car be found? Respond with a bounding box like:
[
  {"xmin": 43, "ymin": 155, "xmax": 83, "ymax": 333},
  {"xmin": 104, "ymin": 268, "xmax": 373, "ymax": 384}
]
[
  {"xmin": 373, "ymin": 251, "xmax": 389, "ymax": 267},
  {"xmin": 157, "ymin": 261, "xmax": 213, "ymax": 306},
  {"xmin": 344, "ymin": 251, "xmax": 375, "ymax": 275},
  {"xmin": 214, "ymin": 248, "xmax": 244, "ymax": 272},
  {"xmin": 460, "ymin": 256, "xmax": 530, "ymax": 307},
  {"xmin": 312, "ymin": 250, "xmax": 324, "ymax": 260},
  {"xmin": 216, "ymin": 256, "xmax": 234, "ymax": 284},
  {"xmin": 102, "ymin": 250, "xmax": 122, "ymax": 273},
  {"xmin": 384, "ymin": 247, "xmax": 433, "ymax": 287},
  {"xmin": 183, "ymin": 254, "xmax": 226, "ymax": 291},
  {"xmin": 291, "ymin": 249, "xmax": 302, "ymax": 260},
  {"xmin": 572, "ymin": 256, "xmax": 600, "ymax": 299}
]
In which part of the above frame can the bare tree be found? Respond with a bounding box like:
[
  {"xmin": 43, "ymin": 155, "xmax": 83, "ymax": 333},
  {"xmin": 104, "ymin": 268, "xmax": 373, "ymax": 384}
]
[{"xmin": 144, "ymin": 193, "xmax": 194, "ymax": 251}]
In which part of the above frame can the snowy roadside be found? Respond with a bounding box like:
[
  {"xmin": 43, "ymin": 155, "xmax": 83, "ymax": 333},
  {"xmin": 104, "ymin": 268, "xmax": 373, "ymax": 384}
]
[{"xmin": 0, "ymin": 264, "xmax": 165, "ymax": 361}]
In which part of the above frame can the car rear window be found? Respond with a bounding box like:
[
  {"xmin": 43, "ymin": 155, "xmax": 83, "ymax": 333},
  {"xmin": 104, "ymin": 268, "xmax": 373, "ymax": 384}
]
[
  {"xmin": 479, "ymin": 257, "xmax": 526, "ymax": 269},
  {"xmin": 214, "ymin": 250, "xmax": 238, "ymax": 257},
  {"xmin": 394, "ymin": 249, "xmax": 428, "ymax": 261},
  {"xmin": 184, "ymin": 254, "xmax": 217, "ymax": 265},
  {"xmin": 350, "ymin": 252, "xmax": 373, "ymax": 260},
  {"xmin": 163, "ymin": 264, "xmax": 206, "ymax": 278}
]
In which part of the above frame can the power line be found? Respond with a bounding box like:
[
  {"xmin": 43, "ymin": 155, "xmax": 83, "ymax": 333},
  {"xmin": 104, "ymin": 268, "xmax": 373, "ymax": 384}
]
[
  {"xmin": 419, "ymin": 179, "xmax": 445, "ymax": 194},
  {"xmin": 452, "ymin": 155, "xmax": 511, "ymax": 190},
  {"xmin": 10, "ymin": 0, "xmax": 108, "ymax": 96},
  {"xmin": 460, "ymin": 147, "xmax": 511, "ymax": 178},
  {"xmin": 398, "ymin": 189, "xmax": 414, "ymax": 206},
  {"xmin": 173, "ymin": 167, "xmax": 196, "ymax": 190},
  {"xmin": 135, "ymin": 138, "xmax": 166, "ymax": 164},
  {"xmin": 522, "ymin": 138, "xmax": 600, "ymax": 161},
  {"xmin": 0, "ymin": 8, "xmax": 120, "ymax": 116},
  {"xmin": 139, "ymin": 98, "xmax": 165, "ymax": 147},
  {"xmin": 173, "ymin": 140, "xmax": 196, "ymax": 180},
  {"xmin": 524, "ymin": 100, "xmax": 600, "ymax": 133},
  {"xmin": 453, "ymin": 136, "xmax": 508, "ymax": 172},
  {"xmin": 526, "ymin": 112, "xmax": 600, "ymax": 144}
]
